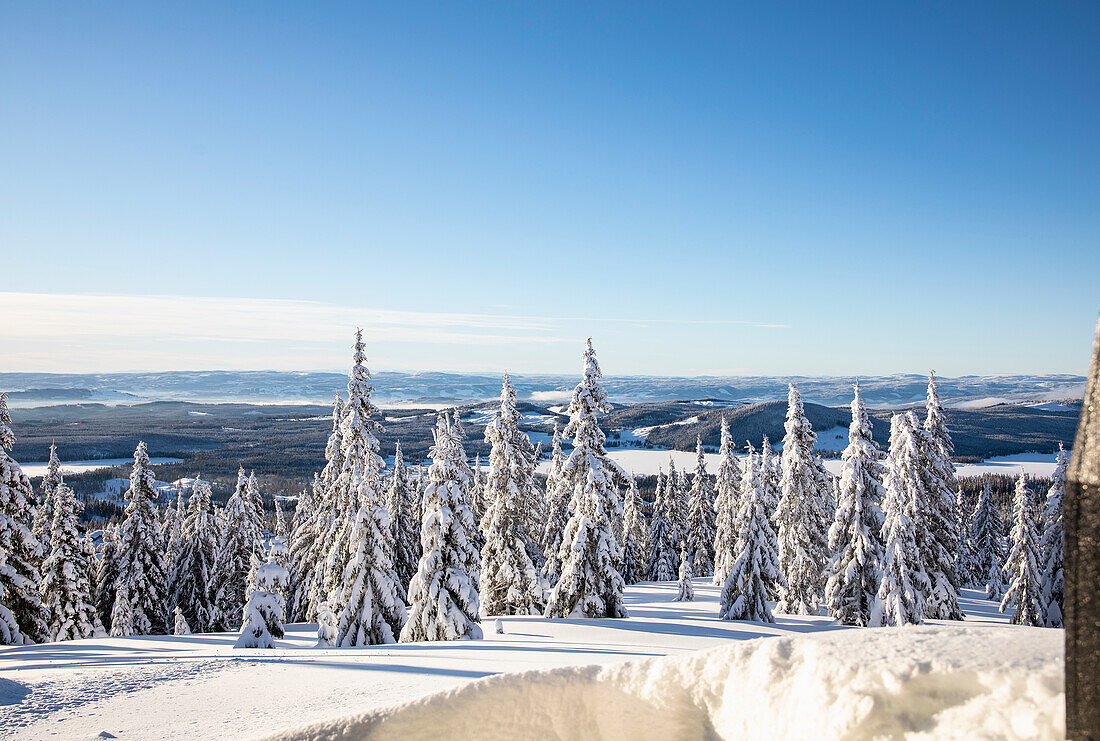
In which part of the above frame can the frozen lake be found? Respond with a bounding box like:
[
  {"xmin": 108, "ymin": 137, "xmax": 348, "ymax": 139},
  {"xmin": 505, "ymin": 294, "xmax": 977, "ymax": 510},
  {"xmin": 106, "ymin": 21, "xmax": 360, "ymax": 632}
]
[{"xmin": 20, "ymin": 457, "xmax": 183, "ymax": 477}]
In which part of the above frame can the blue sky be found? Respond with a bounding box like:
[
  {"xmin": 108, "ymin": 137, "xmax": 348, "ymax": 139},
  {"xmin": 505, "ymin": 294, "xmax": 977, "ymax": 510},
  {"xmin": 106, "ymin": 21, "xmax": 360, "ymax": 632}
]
[{"xmin": 2, "ymin": 2, "xmax": 1098, "ymax": 376}]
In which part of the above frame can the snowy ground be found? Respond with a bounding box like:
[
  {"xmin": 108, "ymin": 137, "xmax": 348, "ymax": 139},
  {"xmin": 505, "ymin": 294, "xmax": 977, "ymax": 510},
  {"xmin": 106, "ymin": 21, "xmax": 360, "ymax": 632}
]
[{"xmin": 0, "ymin": 583, "xmax": 1051, "ymax": 741}]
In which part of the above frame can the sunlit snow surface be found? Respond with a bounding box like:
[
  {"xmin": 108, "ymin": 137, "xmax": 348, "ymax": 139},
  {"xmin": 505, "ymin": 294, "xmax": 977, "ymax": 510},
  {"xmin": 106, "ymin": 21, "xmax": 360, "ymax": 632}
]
[{"xmin": 0, "ymin": 584, "xmax": 1058, "ymax": 741}]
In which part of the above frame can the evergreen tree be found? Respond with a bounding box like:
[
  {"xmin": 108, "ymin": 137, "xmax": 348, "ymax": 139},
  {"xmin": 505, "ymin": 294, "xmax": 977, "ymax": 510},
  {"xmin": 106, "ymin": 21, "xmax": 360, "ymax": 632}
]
[
  {"xmin": 545, "ymin": 340, "xmax": 627, "ymax": 619},
  {"xmin": 299, "ymin": 394, "xmax": 344, "ymax": 621},
  {"xmin": 969, "ymin": 479, "xmax": 1008, "ymax": 600},
  {"xmin": 618, "ymin": 474, "xmax": 647, "ymax": 585},
  {"xmin": 171, "ymin": 479, "xmax": 219, "ymax": 633},
  {"xmin": 1040, "ymin": 445, "xmax": 1067, "ymax": 627},
  {"xmin": 479, "ymin": 374, "xmax": 546, "ymax": 616},
  {"xmin": 41, "ymin": 476, "xmax": 98, "ymax": 642},
  {"xmin": 540, "ymin": 424, "xmax": 571, "ymax": 586},
  {"xmin": 95, "ymin": 523, "xmax": 121, "ymax": 633},
  {"xmin": 0, "ymin": 393, "xmax": 48, "ymax": 644},
  {"xmin": 1000, "ymin": 473, "xmax": 1043, "ymax": 626},
  {"xmin": 719, "ymin": 452, "xmax": 783, "ymax": 623},
  {"xmin": 211, "ymin": 476, "xmax": 260, "ymax": 630},
  {"xmin": 665, "ymin": 458, "xmax": 686, "ymax": 566},
  {"xmin": 163, "ymin": 489, "xmax": 185, "ymax": 600},
  {"xmin": 235, "ymin": 556, "xmax": 290, "ymax": 649},
  {"xmin": 775, "ymin": 384, "xmax": 830, "ymax": 614},
  {"xmin": 286, "ymin": 475, "xmax": 320, "ymax": 622},
  {"xmin": 824, "ymin": 382, "xmax": 886, "ymax": 627},
  {"xmin": 109, "ymin": 583, "xmax": 135, "ymax": 637},
  {"xmin": 333, "ymin": 331, "xmax": 407, "ymax": 647},
  {"xmin": 675, "ymin": 543, "xmax": 694, "ymax": 601},
  {"xmin": 954, "ymin": 487, "xmax": 977, "ymax": 587},
  {"xmin": 31, "ymin": 443, "xmax": 63, "ymax": 566},
  {"xmin": 646, "ymin": 466, "xmax": 677, "ymax": 581},
  {"xmin": 115, "ymin": 442, "xmax": 168, "ymax": 635},
  {"xmin": 760, "ymin": 436, "xmax": 781, "ymax": 516},
  {"xmin": 869, "ymin": 414, "xmax": 929, "ymax": 627},
  {"xmin": 685, "ymin": 436, "xmax": 716, "ymax": 577},
  {"xmin": 388, "ymin": 443, "xmax": 420, "ymax": 594},
  {"xmin": 918, "ymin": 371, "xmax": 963, "ymax": 620},
  {"xmin": 245, "ymin": 471, "xmax": 265, "ymax": 543},
  {"xmin": 401, "ymin": 415, "xmax": 483, "ymax": 641},
  {"xmin": 712, "ymin": 417, "xmax": 741, "ymax": 586},
  {"xmin": 173, "ymin": 605, "xmax": 191, "ymax": 635}
]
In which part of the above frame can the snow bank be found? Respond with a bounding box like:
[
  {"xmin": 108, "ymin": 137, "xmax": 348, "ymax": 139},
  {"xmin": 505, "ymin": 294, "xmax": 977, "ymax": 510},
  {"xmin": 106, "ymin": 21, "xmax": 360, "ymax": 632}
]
[{"xmin": 267, "ymin": 626, "xmax": 1062, "ymax": 741}]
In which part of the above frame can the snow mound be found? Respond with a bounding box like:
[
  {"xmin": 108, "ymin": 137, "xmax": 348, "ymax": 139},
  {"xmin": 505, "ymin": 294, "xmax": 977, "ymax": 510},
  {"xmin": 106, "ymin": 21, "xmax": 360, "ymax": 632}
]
[{"xmin": 267, "ymin": 626, "xmax": 1062, "ymax": 741}]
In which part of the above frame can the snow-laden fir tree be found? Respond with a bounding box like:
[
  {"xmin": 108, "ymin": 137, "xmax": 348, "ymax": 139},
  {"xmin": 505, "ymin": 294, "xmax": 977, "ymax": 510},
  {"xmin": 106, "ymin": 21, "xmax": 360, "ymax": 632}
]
[
  {"xmin": 954, "ymin": 488, "xmax": 977, "ymax": 587},
  {"xmin": 719, "ymin": 451, "xmax": 783, "ymax": 623},
  {"xmin": 685, "ymin": 437, "xmax": 716, "ymax": 577},
  {"xmin": 31, "ymin": 443, "xmax": 63, "ymax": 567},
  {"xmin": 388, "ymin": 442, "xmax": 420, "ymax": 594},
  {"xmin": 95, "ymin": 523, "xmax": 121, "ymax": 633},
  {"xmin": 712, "ymin": 417, "xmax": 741, "ymax": 587},
  {"xmin": 171, "ymin": 478, "xmax": 219, "ymax": 633},
  {"xmin": 41, "ymin": 476, "xmax": 98, "ymax": 642},
  {"xmin": 401, "ymin": 414, "xmax": 483, "ymax": 641},
  {"xmin": 284, "ymin": 473, "xmax": 320, "ymax": 618},
  {"xmin": 173, "ymin": 605, "xmax": 191, "ymax": 635},
  {"xmin": 332, "ymin": 331, "xmax": 407, "ymax": 646},
  {"xmin": 315, "ymin": 601, "xmax": 337, "ymax": 648},
  {"xmin": 760, "ymin": 436, "xmax": 781, "ymax": 516},
  {"xmin": 235, "ymin": 556, "xmax": 290, "ymax": 649},
  {"xmin": 115, "ymin": 442, "xmax": 168, "ymax": 635},
  {"xmin": 823, "ymin": 382, "xmax": 886, "ymax": 626},
  {"xmin": 245, "ymin": 471, "xmax": 265, "ymax": 543},
  {"xmin": 545, "ymin": 340, "xmax": 628, "ymax": 619},
  {"xmin": 618, "ymin": 474, "xmax": 647, "ymax": 585},
  {"xmin": 675, "ymin": 543, "xmax": 694, "ymax": 601},
  {"xmin": 273, "ymin": 496, "xmax": 288, "ymax": 540},
  {"xmin": 479, "ymin": 374, "xmax": 546, "ymax": 616},
  {"xmin": 82, "ymin": 532, "xmax": 105, "ymax": 637},
  {"xmin": 0, "ymin": 393, "xmax": 48, "ymax": 644},
  {"xmin": 540, "ymin": 424, "xmax": 571, "ymax": 586},
  {"xmin": 297, "ymin": 394, "xmax": 344, "ymax": 621},
  {"xmin": 775, "ymin": 384, "xmax": 830, "ymax": 614},
  {"xmin": 969, "ymin": 479, "xmax": 1007, "ymax": 600},
  {"xmin": 1000, "ymin": 473, "xmax": 1043, "ymax": 626},
  {"xmin": 665, "ymin": 458, "xmax": 686, "ymax": 564},
  {"xmin": 163, "ymin": 489, "xmax": 185, "ymax": 598},
  {"xmin": 646, "ymin": 467, "xmax": 677, "ymax": 582},
  {"xmin": 917, "ymin": 371, "xmax": 963, "ymax": 620},
  {"xmin": 869, "ymin": 414, "xmax": 930, "ymax": 627},
  {"xmin": 1040, "ymin": 444, "xmax": 1067, "ymax": 627},
  {"xmin": 211, "ymin": 472, "xmax": 262, "ymax": 630},
  {"xmin": 109, "ymin": 582, "xmax": 135, "ymax": 637}
]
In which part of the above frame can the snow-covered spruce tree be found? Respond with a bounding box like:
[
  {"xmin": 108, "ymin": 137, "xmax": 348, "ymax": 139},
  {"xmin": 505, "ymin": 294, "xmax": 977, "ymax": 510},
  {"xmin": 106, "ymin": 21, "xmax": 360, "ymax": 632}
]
[
  {"xmin": 685, "ymin": 437, "xmax": 716, "ymax": 577},
  {"xmin": 1000, "ymin": 473, "xmax": 1044, "ymax": 626},
  {"xmin": 115, "ymin": 442, "xmax": 168, "ymax": 635},
  {"xmin": 211, "ymin": 474, "xmax": 261, "ymax": 630},
  {"xmin": 545, "ymin": 339, "xmax": 628, "ymax": 619},
  {"xmin": 235, "ymin": 557, "xmax": 290, "ymax": 649},
  {"xmin": 479, "ymin": 374, "xmax": 546, "ymax": 616},
  {"xmin": 0, "ymin": 393, "xmax": 48, "ymax": 644},
  {"xmin": 917, "ymin": 371, "xmax": 963, "ymax": 620},
  {"xmin": 333, "ymin": 331, "xmax": 407, "ymax": 647},
  {"xmin": 969, "ymin": 479, "xmax": 1007, "ymax": 600},
  {"xmin": 388, "ymin": 442, "xmax": 420, "ymax": 594},
  {"xmin": 954, "ymin": 487, "xmax": 977, "ymax": 588},
  {"xmin": 665, "ymin": 458, "xmax": 686, "ymax": 564},
  {"xmin": 31, "ymin": 443, "xmax": 63, "ymax": 566},
  {"xmin": 760, "ymin": 436, "xmax": 781, "ymax": 516},
  {"xmin": 298, "ymin": 394, "xmax": 344, "ymax": 621},
  {"xmin": 618, "ymin": 474, "xmax": 647, "ymax": 585},
  {"xmin": 775, "ymin": 384, "xmax": 830, "ymax": 615},
  {"xmin": 163, "ymin": 489, "xmax": 185, "ymax": 599},
  {"xmin": 171, "ymin": 478, "xmax": 219, "ymax": 633},
  {"xmin": 173, "ymin": 605, "xmax": 191, "ymax": 635},
  {"xmin": 285, "ymin": 473, "xmax": 320, "ymax": 615},
  {"xmin": 675, "ymin": 543, "xmax": 694, "ymax": 601},
  {"xmin": 315, "ymin": 601, "xmax": 337, "ymax": 648},
  {"xmin": 273, "ymin": 496, "xmax": 288, "ymax": 540},
  {"xmin": 719, "ymin": 451, "xmax": 783, "ymax": 623},
  {"xmin": 82, "ymin": 532, "xmax": 106, "ymax": 637},
  {"xmin": 109, "ymin": 582, "xmax": 135, "ymax": 637},
  {"xmin": 823, "ymin": 382, "xmax": 886, "ymax": 627},
  {"xmin": 869, "ymin": 414, "xmax": 930, "ymax": 627},
  {"xmin": 1040, "ymin": 444, "xmax": 1067, "ymax": 627},
  {"xmin": 712, "ymin": 417, "xmax": 741, "ymax": 587},
  {"xmin": 540, "ymin": 424, "xmax": 571, "ymax": 586},
  {"xmin": 41, "ymin": 477, "xmax": 98, "ymax": 641},
  {"xmin": 647, "ymin": 467, "xmax": 677, "ymax": 581},
  {"xmin": 401, "ymin": 414, "xmax": 483, "ymax": 641},
  {"xmin": 95, "ymin": 523, "xmax": 121, "ymax": 632},
  {"xmin": 245, "ymin": 471, "xmax": 265, "ymax": 542}
]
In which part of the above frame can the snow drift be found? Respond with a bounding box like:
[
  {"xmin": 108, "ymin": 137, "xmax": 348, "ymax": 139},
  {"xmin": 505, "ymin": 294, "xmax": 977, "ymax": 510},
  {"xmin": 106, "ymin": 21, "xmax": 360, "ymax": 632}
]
[{"xmin": 267, "ymin": 626, "xmax": 1062, "ymax": 740}]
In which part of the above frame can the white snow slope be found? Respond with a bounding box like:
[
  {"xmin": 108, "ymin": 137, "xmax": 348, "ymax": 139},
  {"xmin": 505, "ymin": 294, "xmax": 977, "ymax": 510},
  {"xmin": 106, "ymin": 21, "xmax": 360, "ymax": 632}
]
[{"xmin": 0, "ymin": 584, "xmax": 1060, "ymax": 740}]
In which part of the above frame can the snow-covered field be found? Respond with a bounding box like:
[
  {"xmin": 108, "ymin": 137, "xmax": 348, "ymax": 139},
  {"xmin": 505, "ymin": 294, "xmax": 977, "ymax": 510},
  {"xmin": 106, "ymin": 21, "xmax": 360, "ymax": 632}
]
[
  {"xmin": 18, "ymin": 457, "xmax": 182, "ymax": 478},
  {"xmin": 0, "ymin": 582, "xmax": 1057, "ymax": 741},
  {"xmin": 545, "ymin": 448, "xmax": 1068, "ymax": 479}
]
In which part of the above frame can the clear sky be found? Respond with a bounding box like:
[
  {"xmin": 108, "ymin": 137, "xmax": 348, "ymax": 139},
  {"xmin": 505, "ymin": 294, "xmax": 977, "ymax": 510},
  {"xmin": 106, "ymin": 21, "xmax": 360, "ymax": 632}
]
[{"xmin": 2, "ymin": 2, "xmax": 1098, "ymax": 376}]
